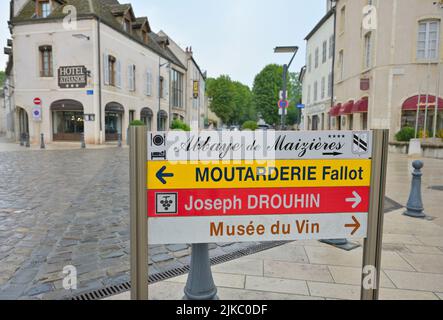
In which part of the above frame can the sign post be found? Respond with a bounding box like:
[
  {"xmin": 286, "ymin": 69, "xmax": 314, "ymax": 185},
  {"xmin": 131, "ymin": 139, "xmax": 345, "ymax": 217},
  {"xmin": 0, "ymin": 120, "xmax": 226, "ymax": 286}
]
[
  {"xmin": 130, "ymin": 125, "xmax": 148, "ymax": 300},
  {"xmin": 130, "ymin": 129, "xmax": 386, "ymax": 301},
  {"xmin": 361, "ymin": 129, "xmax": 389, "ymax": 300}
]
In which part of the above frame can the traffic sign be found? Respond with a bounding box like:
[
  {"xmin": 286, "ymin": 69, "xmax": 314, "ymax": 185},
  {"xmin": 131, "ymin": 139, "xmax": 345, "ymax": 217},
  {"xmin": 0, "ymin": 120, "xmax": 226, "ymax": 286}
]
[
  {"xmin": 278, "ymin": 100, "xmax": 289, "ymax": 109},
  {"xmin": 146, "ymin": 131, "xmax": 374, "ymax": 245},
  {"xmin": 33, "ymin": 97, "xmax": 42, "ymax": 105},
  {"xmin": 32, "ymin": 106, "xmax": 42, "ymax": 121}
]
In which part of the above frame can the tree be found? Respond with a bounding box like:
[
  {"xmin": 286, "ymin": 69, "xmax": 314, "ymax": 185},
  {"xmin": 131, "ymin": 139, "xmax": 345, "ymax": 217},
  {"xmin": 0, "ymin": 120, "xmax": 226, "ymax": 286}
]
[
  {"xmin": 206, "ymin": 76, "xmax": 256, "ymax": 126},
  {"xmin": 0, "ymin": 71, "xmax": 5, "ymax": 87},
  {"xmin": 252, "ymin": 64, "xmax": 283, "ymax": 126},
  {"xmin": 252, "ymin": 65, "xmax": 302, "ymax": 127},
  {"xmin": 206, "ymin": 75, "xmax": 236, "ymax": 125}
]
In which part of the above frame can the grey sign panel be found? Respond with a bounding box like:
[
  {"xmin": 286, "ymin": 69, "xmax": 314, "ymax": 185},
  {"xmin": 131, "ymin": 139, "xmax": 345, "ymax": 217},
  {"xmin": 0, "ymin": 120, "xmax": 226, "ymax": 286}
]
[
  {"xmin": 58, "ymin": 66, "xmax": 88, "ymax": 89},
  {"xmin": 147, "ymin": 131, "xmax": 373, "ymax": 161}
]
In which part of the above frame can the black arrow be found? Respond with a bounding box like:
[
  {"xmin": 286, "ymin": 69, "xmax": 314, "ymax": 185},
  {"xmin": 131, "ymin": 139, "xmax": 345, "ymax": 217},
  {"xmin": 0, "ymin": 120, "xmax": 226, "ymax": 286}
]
[
  {"xmin": 323, "ymin": 152, "xmax": 343, "ymax": 156},
  {"xmin": 156, "ymin": 166, "xmax": 174, "ymax": 185}
]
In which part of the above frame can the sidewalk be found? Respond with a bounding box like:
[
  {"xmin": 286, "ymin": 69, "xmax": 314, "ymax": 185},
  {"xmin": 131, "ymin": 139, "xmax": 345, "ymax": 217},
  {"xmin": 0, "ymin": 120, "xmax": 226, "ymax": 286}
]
[
  {"xmin": 105, "ymin": 152, "xmax": 443, "ymax": 300},
  {"xmin": 0, "ymin": 135, "xmax": 125, "ymax": 152}
]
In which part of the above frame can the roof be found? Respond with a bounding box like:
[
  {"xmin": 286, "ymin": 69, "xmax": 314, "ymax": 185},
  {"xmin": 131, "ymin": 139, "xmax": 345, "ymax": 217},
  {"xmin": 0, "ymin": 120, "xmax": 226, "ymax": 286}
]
[
  {"xmin": 11, "ymin": 0, "xmax": 186, "ymax": 69},
  {"xmin": 304, "ymin": 8, "xmax": 335, "ymax": 41}
]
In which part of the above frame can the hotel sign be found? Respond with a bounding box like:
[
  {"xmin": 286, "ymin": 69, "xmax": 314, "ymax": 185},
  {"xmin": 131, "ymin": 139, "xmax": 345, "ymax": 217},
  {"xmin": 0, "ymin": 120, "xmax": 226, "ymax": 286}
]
[
  {"xmin": 58, "ymin": 66, "xmax": 88, "ymax": 89},
  {"xmin": 146, "ymin": 131, "xmax": 373, "ymax": 245}
]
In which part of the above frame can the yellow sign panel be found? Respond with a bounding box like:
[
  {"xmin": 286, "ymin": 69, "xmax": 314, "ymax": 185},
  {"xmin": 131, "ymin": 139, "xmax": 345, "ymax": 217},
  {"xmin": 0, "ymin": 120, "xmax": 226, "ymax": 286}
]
[{"xmin": 147, "ymin": 160, "xmax": 371, "ymax": 190}]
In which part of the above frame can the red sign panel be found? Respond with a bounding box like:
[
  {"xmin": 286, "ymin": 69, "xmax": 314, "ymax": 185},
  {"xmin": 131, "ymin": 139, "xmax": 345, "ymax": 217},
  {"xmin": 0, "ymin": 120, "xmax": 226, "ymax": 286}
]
[
  {"xmin": 34, "ymin": 98, "xmax": 42, "ymax": 105},
  {"xmin": 148, "ymin": 186, "xmax": 369, "ymax": 218}
]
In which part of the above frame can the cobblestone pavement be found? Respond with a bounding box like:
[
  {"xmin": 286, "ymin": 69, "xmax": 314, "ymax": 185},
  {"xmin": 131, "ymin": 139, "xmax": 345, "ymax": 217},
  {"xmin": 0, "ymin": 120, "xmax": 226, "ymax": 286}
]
[{"xmin": 0, "ymin": 148, "xmax": 262, "ymax": 300}]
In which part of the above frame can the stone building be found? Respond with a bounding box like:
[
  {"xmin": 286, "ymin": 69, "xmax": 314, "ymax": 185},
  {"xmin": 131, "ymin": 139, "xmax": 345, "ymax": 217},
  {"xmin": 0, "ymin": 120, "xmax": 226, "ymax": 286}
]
[
  {"xmin": 331, "ymin": 0, "xmax": 442, "ymax": 139},
  {"xmin": 5, "ymin": 0, "xmax": 208, "ymax": 145}
]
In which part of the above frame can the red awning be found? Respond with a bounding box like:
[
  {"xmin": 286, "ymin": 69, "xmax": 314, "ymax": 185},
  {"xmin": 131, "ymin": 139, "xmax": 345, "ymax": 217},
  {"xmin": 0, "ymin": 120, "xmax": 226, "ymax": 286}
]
[
  {"xmin": 329, "ymin": 104, "xmax": 341, "ymax": 117},
  {"xmin": 352, "ymin": 97, "xmax": 368, "ymax": 113},
  {"xmin": 402, "ymin": 95, "xmax": 443, "ymax": 111},
  {"xmin": 338, "ymin": 101, "xmax": 354, "ymax": 115}
]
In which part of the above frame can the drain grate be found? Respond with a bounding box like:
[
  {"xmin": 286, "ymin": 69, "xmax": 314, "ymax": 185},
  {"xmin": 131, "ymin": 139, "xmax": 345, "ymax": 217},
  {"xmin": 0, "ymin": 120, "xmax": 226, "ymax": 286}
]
[{"xmin": 71, "ymin": 241, "xmax": 288, "ymax": 301}]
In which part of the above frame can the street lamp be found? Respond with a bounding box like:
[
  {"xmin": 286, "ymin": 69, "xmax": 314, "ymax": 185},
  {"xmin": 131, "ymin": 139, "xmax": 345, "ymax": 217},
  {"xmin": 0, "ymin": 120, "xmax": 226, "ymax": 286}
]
[{"xmin": 274, "ymin": 46, "xmax": 298, "ymax": 130}]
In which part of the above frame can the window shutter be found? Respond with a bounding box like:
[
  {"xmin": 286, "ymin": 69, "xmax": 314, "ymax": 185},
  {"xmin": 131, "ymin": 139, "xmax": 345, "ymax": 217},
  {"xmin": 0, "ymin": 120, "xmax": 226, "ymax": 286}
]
[
  {"xmin": 164, "ymin": 78, "xmax": 169, "ymax": 97},
  {"xmin": 128, "ymin": 65, "xmax": 133, "ymax": 91},
  {"xmin": 103, "ymin": 53, "xmax": 109, "ymax": 85},
  {"xmin": 116, "ymin": 60, "xmax": 121, "ymax": 88},
  {"xmin": 146, "ymin": 70, "xmax": 152, "ymax": 96}
]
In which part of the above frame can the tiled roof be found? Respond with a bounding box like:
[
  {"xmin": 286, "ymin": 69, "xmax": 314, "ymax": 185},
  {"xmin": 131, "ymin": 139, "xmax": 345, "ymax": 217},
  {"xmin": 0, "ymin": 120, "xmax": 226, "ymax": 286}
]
[{"xmin": 12, "ymin": 0, "xmax": 186, "ymax": 69}]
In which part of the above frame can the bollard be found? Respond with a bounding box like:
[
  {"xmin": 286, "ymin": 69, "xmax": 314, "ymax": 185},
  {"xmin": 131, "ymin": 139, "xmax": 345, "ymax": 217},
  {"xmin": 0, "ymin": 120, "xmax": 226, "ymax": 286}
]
[
  {"xmin": 20, "ymin": 133, "xmax": 25, "ymax": 146},
  {"xmin": 25, "ymin": 133, "xmax": 30, "ymax": 148},
  {"xmin": 183, "ymin": 244, "xmax": 218, "ymax": 300},
  {"xmin": 81, "ymin": 133, "xmax": 86, "ymax": 149},
  {"xmin": 118, "ymin": 133, "xmax": 122, "ymax": 148},
  {"xmin": 404, "ymin": 160, "xmax": 426, "ymax": 218},
  {"xmin": 40, "ymin": 133, "xmax": 45, "ymax": 149}
]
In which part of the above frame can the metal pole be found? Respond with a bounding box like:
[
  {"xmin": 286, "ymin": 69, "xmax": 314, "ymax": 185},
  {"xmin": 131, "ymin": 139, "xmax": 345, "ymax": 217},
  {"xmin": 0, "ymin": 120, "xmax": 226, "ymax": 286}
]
[
  {"xmin": 25, "ymin": 133, "xmax": 30, "ymax": 148},
  {"xmin": 129, "ymin": 125, "xmax": 148, "ymax": 300},
  {"xmin": 423, "ymin": 60, "xmax": 432, "ymax": 139},
  {"xmin": 281, "ymin": 64, "xmax": 288, "ymax": 130},
  {"xmin": 415, "ymin": 87, "xmax": 422, "ymax": 139},
  {"xmin": 40, "ymin": 133, "xmax": 45, "ymax": 149},
  {"xmin": 184, "ymin": 243, "xmax": 218, "ymax": 300},
  {"xmin": 433, "ymin": 60, "xmax": 441, "ymax": 138},
  {"xmin": 361, "ymin": 129, "xmax": 389, "ymax": 300}
]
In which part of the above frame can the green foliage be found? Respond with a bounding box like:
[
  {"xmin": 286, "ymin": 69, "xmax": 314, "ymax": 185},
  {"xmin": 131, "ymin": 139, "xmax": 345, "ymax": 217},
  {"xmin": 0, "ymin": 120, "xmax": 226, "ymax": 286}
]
[
  {"xmin": 130, "ymin": 120, "xmax": 145, "ymax": 126},
  {"xmin": 252, "ymin": 65, "xmax": 302, "ymax": 127},
  {"xmin": 241, "ymin": 121, "xmax": 258, "ymax": 131},
  {"xmin": 395, "ymin": 127, "xmax": 415, "ymax": 142},
  {"xmin": 171, "ymin": 119, "xmax": 191, "ymax": 131},
  {"xmin": 0, "ymin": 71, "xmax": 5, "ymax": 87},
  {"xmin": 206, "ymin": 75, "xmax": 255, "ymax": 126}
]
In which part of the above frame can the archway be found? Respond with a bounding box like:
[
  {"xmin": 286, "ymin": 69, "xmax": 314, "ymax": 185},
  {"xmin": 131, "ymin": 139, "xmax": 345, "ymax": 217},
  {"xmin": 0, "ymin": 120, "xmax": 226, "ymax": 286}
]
[
  {"xmin": 141, "ymin": 107, "xmax": 153, "ymax": 131},
  {"xmin": 157, "ymin": 110, "xmax": 168, "ymax": 131},
  {"xmin": 105, "ymin": 102, "xmax": 124, "ymax": 141},
  {"xmin": 17, "ymin": 107, "xmax": 29, "ymax": 141},
  {"xmin": 51, "ymin": 100, "xmax": 84, "ymax": 141}
]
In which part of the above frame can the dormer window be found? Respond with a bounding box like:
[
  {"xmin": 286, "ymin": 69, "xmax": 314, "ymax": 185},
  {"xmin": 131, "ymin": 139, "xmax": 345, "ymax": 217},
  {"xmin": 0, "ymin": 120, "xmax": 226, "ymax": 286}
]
[
  {"xmin": 37, "ymin": 0, "xmax": 51, "ymax": 18},
  {"xmin": 123, "ymin": 18, "xmax": 131, "ymax": 34},
  {"xmin": 142, "ymin": 30, "xmax": 148, "ymax": 44}
]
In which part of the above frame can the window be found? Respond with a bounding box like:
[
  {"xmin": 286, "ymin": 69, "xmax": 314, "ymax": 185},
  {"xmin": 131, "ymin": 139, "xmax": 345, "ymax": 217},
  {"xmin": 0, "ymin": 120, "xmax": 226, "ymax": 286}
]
[
  {"xmin": 159, "ymin": 76, "xmax": 164, "ymax": 98},
  {"xmin": 128, "ymin": 64, "xmax": 136, "ymax": 92},
  {"xmin": 338, "ymin": 50, "xmax": 344, "ymax": 81},
  {"xmin": 308, "ymin": 54, "xmax": 312, "ymax": 72},
  {"xmin": 417, "ymin": 20, "xmax": 440, "ymax": 60},
  {"xmin": 123, "ymin": 18, "xmax": 131, "ymax": 34},
  {"xmin": 329, "ymin": 35, "xmax": 334, "ymax": 59},
  {"xmin": 37, "ymin": 0, "xmax": 51, "ymax": 18},
  {"xmin": 104, "ymin": 54, "xmax": 121, "ymax": 87},
  {"xmin": 314, "ymin": 81, "xmax": 318, "ymax": 102},
  {"xmin": 340, "ymin": 6, "xmax": 346, "ymax": 33},
  {"xmin": 364, "ymin": 32, "xmax": 372, "ymax": 69},
  {"xmin": 39, "ymin": 45, "xmax": 53, "ymax": 77},
  {"xmin": 322, "ymin": 41, "xmax": 327, "ymax": 63},
  {"xmin": 321, "ymin": 77, "xmax": 326, "ymax": 99},
  {"xmin": 146, "ymin": 70, "xmax": 153, "ymax": 96},
  {"xmin": 315, "ymin": 48, "xmax": 319, "ymax": 68},
  {"xmin": 142, "ymin": 30, "xmax": 148, "ymax": 44},
  {"xmin": 307, "ymin": 85, "xmax": 311, "ymax": 105},
  {"xmin": 328, "ymin": 73, "xmax": 332, "ymax": 97},
  {"xmin": 171, "ymin": 70, "xmax": 184, "ymax": 108}
]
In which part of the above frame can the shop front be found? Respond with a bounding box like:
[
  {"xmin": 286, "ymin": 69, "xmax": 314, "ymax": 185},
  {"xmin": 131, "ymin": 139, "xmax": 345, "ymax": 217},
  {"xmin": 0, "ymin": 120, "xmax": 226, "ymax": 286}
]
[
  {"xmin": 401, "ymin": 95, "xmax": 443, "ymax": 137},
  {"xmin": 105, "ymin": 102, "xmax": 124, "ymax": 141},
  {"xmin": 51, "ymin": 100, "xmax": 84, "ymax": 141}
]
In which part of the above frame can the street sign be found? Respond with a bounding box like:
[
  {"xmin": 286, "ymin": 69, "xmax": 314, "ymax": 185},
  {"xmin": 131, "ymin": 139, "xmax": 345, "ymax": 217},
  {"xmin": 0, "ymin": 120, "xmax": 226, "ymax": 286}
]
[
  {"xmin": 33, "ymin": 97, "xmax": 42, "ymax": 105},
  {"xmin": 297, "ymin": 103, "xmax": 305, "ymax": 109},
  {"xmin": 146, "ymin": 131, "xmax": 373, "ymax": 245},
  {"xmin": 32, "ymin": 106, "xmax": 42, "ymax": 121},
  {"xmin": 278, "ymin": 100, "xmax": 289, "ymax": 109}
]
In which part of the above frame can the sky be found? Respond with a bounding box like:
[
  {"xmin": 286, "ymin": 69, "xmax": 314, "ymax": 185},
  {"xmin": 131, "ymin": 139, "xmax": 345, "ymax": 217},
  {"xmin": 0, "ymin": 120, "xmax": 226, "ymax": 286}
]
[{"xmin": 0, "ymin": 0, "xmax": 326, "ymax": 88}]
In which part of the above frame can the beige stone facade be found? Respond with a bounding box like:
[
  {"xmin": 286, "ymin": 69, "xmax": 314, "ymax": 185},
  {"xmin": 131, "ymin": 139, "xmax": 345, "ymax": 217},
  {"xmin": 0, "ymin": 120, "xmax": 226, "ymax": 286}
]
[{"xmin": 332, "ymin": 0, "xmax": 443, "ymax": 140}]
